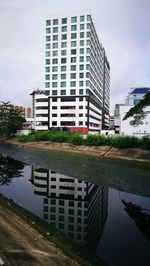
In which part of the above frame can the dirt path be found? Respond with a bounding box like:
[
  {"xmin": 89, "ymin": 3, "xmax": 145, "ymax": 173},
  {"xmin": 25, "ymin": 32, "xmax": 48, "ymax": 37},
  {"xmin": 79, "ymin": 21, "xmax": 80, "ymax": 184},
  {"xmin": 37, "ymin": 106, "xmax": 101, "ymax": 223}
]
[{"xmin": 0, "ymin": 203, "xmax": 78, "ymax": 266}]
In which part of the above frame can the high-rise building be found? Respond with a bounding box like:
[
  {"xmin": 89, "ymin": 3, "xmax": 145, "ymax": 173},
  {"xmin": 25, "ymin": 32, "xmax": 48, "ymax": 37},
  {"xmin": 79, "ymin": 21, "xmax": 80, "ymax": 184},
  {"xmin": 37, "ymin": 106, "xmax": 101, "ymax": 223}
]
[{"xmin": 33, "ymin": 10, "xmax": 110, "ymax": 132}]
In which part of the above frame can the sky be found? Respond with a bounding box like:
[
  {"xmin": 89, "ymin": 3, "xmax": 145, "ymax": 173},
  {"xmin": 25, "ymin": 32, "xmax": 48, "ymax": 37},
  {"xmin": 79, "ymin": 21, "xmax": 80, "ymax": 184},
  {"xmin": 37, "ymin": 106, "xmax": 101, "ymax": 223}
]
[{"xmin": 0, "ymin": 0, "xmax": 150, "ymax": 114}]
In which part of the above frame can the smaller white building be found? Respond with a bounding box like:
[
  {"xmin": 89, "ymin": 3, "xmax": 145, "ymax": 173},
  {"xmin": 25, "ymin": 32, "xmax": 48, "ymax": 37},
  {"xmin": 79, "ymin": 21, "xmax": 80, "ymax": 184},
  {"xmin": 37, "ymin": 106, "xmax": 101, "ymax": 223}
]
[{"xmin": 114, "ymin": 88, "xmax": 150, "ymax": 137}]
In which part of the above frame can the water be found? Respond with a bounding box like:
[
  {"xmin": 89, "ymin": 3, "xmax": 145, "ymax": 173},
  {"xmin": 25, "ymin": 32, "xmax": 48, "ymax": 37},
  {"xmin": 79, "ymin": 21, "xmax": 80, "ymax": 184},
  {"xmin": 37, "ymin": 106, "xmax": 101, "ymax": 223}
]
[{"xmin": 0, "ymin": 154, "xmax": 150, "ymax": 266}]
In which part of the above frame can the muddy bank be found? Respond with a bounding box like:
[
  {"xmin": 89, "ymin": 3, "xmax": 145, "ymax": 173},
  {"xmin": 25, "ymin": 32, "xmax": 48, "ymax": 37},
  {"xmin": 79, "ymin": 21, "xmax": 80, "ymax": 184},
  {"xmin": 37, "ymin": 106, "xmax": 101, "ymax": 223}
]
[{"xmin": 4, "ymin": 139, "xmax": 150, "ymax": 162}]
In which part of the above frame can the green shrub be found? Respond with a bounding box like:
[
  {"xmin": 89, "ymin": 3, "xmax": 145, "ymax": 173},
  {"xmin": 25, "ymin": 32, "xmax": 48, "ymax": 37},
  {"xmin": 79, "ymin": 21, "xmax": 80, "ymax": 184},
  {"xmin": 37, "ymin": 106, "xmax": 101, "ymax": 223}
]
[
  {"xmin": 70, "ymin": 133, "xmax": 85, "ymax": 145},
  {"xmin": 111, "ymin": 136, "xmax": 139, "ymax": 149},
  {"xmin": 139, "ymin": 136, "xmax": 150, "ymax": 150}
]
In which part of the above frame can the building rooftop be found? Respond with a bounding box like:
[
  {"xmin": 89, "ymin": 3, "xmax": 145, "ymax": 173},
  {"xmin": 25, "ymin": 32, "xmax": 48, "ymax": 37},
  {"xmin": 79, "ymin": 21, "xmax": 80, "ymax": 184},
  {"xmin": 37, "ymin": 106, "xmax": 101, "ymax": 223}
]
[{"xmin": 130, "ymin": 88, "xmax": 150, "ymax": 94}]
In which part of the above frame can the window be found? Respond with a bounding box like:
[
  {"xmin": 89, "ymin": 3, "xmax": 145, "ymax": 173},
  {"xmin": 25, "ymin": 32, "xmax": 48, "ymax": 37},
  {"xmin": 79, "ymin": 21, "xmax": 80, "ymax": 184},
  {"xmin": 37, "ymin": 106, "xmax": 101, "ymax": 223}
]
[
  {"xmin": 80, "ymin": 32, "xmax": 84, "ymax": 38},
  {"xmin": 86, "ymin": 64, "xmax": 90, "ymax": 70},
  {"xmin": 46, "ymin": 43, "xmax": 50, "ymax": 49},
  {"xmin": 61, "ymin": 74, "xmax": 66, "ymax": 79},
  {"xmin": 71, "ymin": 41, "xmax": 76, "ymax": 47},
  {"xmin": 80, "ymin": 48, "xmax": 84, "ymax": 54},
  {"xmin": 79, "ymin": 81, "xmax": 83, "ymax": 87},
  {"xmin": 53, "ymin": 50, "xmax": 58, "ymax": 56},
  {"xmin": 45, "ymin": 67, "xmax": 50, "ymax": 72},
  {"xmin": 61, "ymin": 90, "xmax": 66, "ymax": 95},
  {"xmin": 61, "ymin": 66, "xmax": 66, "ymax": 71},
  {"xmin": 71, "ymin": 25, "xmax": 77, "ymax": 31},
  {"xmin": 87, "ymin": 32, "xmax": 90, "ymax": 38},
  {"xmin": 61, "ymin": 58, "xmax": 66, "ymax": 64},
  {"xmin": 71, "ymin": 33, "xmax": 77, "ymax": 39},
  {"xmin": 45, "ymin": 74, "xmax": 50, "ymax": 80},
  {"xmin": 52, "ymin": 121, "xmax": 57, "ymax": 126},
  {"xmin": 70, "ymin": 89, "xmax": 76, "ymax": 95},
  {"xmin": 71, "ymin": 17, "xmax": 77, "ymax": 23},
  {"xmin": 53, "ymin": 27, "xmax": 58, "ymax": 33},
  {"xmin": 45, "ymin": 82, "xmax": 50, "ymax": 88},
  {"xmin": 61, "ymin": 82, "xmax": 66, "ymax": 87},
  {"xmin": 53, "ymin": 43, "xmax": 58, "ymax": 48},
  {"xmin": 53, "ymin": 19, "xmax": 58, "ymax": 25},
  {"xmin": 46, "ymin": 36, "xmax": 50, "ymax": 42},
  {"xmin": 61, "ymin": 34, "xmax": 67, "ymax": 40},
  {"xmin": 80, "ymin": 56, "xmax": 84, "ymax": 62},
  {"xmin": 86, "ymin": 48, "xmax": 90, "ymax": 54},
  {"xmin": 52, "ymin": 90, "xmax": 57, "ymax": 95},
  {"xmin": 70, "ymin": 81, "xmax": 76, "ymax": 87},
  {"xmin": 61, "ymin": 42, "xmax": 67, "ymax": 48},
  {"xmin": 71, "ymin": 49, "xmax": 76, "ymax": 55},
  {"xmin": 86, "ymin": 89, "xmax": 89, "ymax": 94},
  {"xmin": 62, "ymin": 26, "xmax": 67, "ymax": 32},
  {"xmin": 61, "ymin": 50, "xmax": 67, "ymax": 56},
  {"xmin": 86, "ymin": 81, "xmax": 90, "ymax": 86},
  {"xmin": 86, "ymin": 72, "xmax": 90, "ymax": 78},
  {"xmin": 87, "ymin": 40, "xmax": 90, "ymax": 46},
  {"xmin": 80, "ymin": 24, "xmax": 84, "ymax": 30},
  {"xmin": 52, "ymin": 66, "xmax": 58, "ymax": 72},
  {"xmin": 46, "ymin": 20, "xmax": 51, "ymax": 26},
  {"xmin": 52, "ymin": 82, "xmax": 57, "ymax": 87},
  {"xmin": 71, "ymin": 57, "xmax": 76, "ymax": 63},
  {"xmin": 79, "ymin": 64, "xmax": 84, "ymax": 70},
  {"xmin": 87, "ymin": 15, "xmax": 91, "ymax": 21},
  {"xmin": 79, "ymin": 89, "xmax": 83, "ymax": 95},
  {"xmin": 71, "ymin": 65, "xmax": 76, "ymax": 71},
  {"xmin": 70, "ymin": 73, "xmax": 76, "ymax": 79},
  {"xmin": 62, "ymin": 18, "xmax": 67, "ymax": 24},
  {"xmin": 80, "ymin": 16, "xmax": 84, "ymax": 22},
  {"xmin": 80, "ymin": 40, "xmax": 84, "ymax": 46},
  {"xmin": 53, "ymin": 35, "xmax": 58, "ymax": 41},
  {"xmin": 46, "ymin": 28, "xmax": 51, "ymax": 34},
  {"xmin": 52, "ymin": 58, "xmax": 58, "ymax": 64},
  {"xmin": 86, "ymin": 56, "xmax": 90, "ymax": 62},
  {"xmin": 52, "ymin": 74, "xmax": 57, "ymax": 80},
  {"xmin": 79, "ymin": 73, "xmax": 84, "ymax": 78},
  {"xmin": 87, "ymin": 23, "xmax": 91, "ymax": 30},
  {"xmin": 45, "ymin": 59, "xmax": 50, "ymax": 65}
]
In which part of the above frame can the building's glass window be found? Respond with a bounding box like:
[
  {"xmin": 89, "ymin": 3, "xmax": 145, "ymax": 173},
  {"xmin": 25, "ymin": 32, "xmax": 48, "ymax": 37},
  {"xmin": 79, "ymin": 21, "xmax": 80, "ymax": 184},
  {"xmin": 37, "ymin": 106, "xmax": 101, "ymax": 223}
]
[
  {"xmin": 61, "ymin": 66, "xmax": 66, "ymax": 71},
  {"xmin": 46, "ymin": 20, "xmax": 51, "ymax": 26},
  {"xmin": 61, "ymin": 34, "xmax": 67, "ymax": 40},
  {"xmin": 80, "ymin": 32, "xmax": 84, "ymax": 38},
  {"xmin": 61, "ymin": 42, "xmax": 67, "ymax": 48},
  {"xmin": 46, "ymin": 36, "xmax": 50, "ymax": 42},
  {"xmin": 52, "ymin": 90, "xmax": 57, "ymax": 95},
  {"xmin": 71, "ymin": 49, "xmax": 76, "ymax": 55},
  {"xmin": 71, "ymin": 41, "xmax": 77, "ymax": 47},
  {"xmin": 80, "ymin": 40, "xmax": 84, "ymax": 46},
  {"xmin": 80, "ymin": 56, "xmax": 84, "ymax": 62},
  {"xmin": 53, "ymin": 27, "xmax": 58, "ymax": 33},
  {"xmin": 52, "ymin": 66, "xmax": 58, "ymax": 72},
  {"xmin": 80, "ymin": 16, "xmax": 84, "ymax": 22},
  {"xmin": 86, "ymin": 72, "xmax": 90, "ymax": 78},
  {"xmin": 86, "ymin": 89, "xmax": 89, "ymax": 94},
  {"xmin": 62, "ymin": 26, "xmax": 67, "ymax": 32},
  {"xmin": 46, "ymin": 43, "xmax": 50, "ymax": 49},
  {"xmin": 71, "ymin": 65, "xmax": 76, "ymax": 71},
  {"xmin": 86, "ymin": 64, "xmax": 90, "ymax": 70},
  {"xmin": 46, "ymin": 28, "xmax": 51, "ymax": 34},
  {"xmin": 52, "ymin": 82, "xmax": 57, "ymax": 87},
  {"xmin": 52, "ymin": 58, "xmax": 58, "ymax": 64},
  {"xmin": 61, "ymin": 90, "xmax": 66, "ymax": 95},
  {"xmin": 79, "ymin": 73, "xmax": 84, "ymax": 78},
  {"xmin": 45, "ymin": 90, "xmax": 50, "ymax": 96},
  {"xmin": 87, "ymin": 40, "xmax": 90, "ymax": 46},
  {"xmin": 45, "ymin": 74, "xmax": 50, "ymax": 80},
  {"xmin": 45, "ymin": 51, "xmax": 50, "ymax": 57},
  {"xmin": 70, "ymin": 81, "xmax": 76, "ymax": 87},
  {"xmin": 80, "ymin": 24, "xmax": 84, "ymax": 30},
  {"xmin": 45, "ymin": 67, "xmax": 50, "ymax": 72},
  {"xmin": 53, "ymin": 35, "xmax": 58, "ymax": 41},
  {"xmin": 71, "ymin": 25, "xmax": 77, "ymax": 31},
  {"xmin": 87, "ymin": 23, "xmax": 91, "ymax": 30},
  {"xmin": 62, "ymin": 18, "xmax": 67, "ymax": 24},
  {"xmin": 79, "ymin": 64, "xmax": 84, "ymax": 70},
  {"xmin": 45, "ymin": 59, "xmax": 50, "ymax": 65},
  {"xmin": 87, "ymin": 32, "xmax": 90, "ymax": 38},
  {"xmin": 86, "ymin": 56, "xmax": 90, "ymax": 62},
  {"xmin": 86, "ymin": 48, "xmax": 90, "ymax": 54},
  {"xmin": 79, "ymin": 81, "xmax": 84, "ymax": 87},
  {"xmin": 87, "ymin": 15, "xmax": 91, "ymax": 21},
  {"xmin": 45, "ymin": 82, "xmax": 50, "ymax": 88},
  {"xmin": 71, "ymin": 57, "xmax": 76, "ymax": 63},
  {"xmin": 53, "ymin": 19, "xmax": 58, "ymax": 25},
  {"xmin": 61, "ymin": 82, "xmax": 66, "ymax": 87},
  {"xmin": 61, "ymin": 74, "xmax": 66, "ymax": 79},
  {"xmin": 52, "ymin": 74, "xmax": 57, "ymax": 80},
  {"xmin": 52, "ymin": 121, "xmax": 57, "ymax": 126},
  {"xmin": 53, "ymin": 43, "xmax": 58, "ymax": 49},
  {"xmin": 61, "ymin": 50, "xmax": 67, "ymax": 56},
  {"xmin": 61, "ymin": 58, "xmax": 66, "ymax": 64},
  {"xmin": 70, "ymin": 89, "xmax": 76, "ymax": 95},
  {"xmin": 80, "ymin": 48, "xmax": 84, "ymax": 54},
  {"xmin": 86, "ymin": 81, "xmax": 90, "ymax": 86},
  {"xmin": 53, "ymin": 50, "xmax": 58, "ymax": 56},
  {"xmin": 71, "ymin": 33, "xmax": 77, "ymax": 39},
  {"xmin": 70, "ymin": 73, "xmax": 76, "ymax": 79},
  {"xmin": 71, "ymin": 17, "xmax": 77, "ymax": 23}
]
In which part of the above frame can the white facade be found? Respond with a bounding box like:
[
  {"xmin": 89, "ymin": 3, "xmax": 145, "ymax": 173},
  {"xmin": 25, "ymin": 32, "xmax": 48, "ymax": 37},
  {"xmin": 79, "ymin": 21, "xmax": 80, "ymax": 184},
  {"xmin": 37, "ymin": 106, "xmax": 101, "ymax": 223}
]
[
  {"xmin": 32, "ymin": 10, "xmax": 110, "ymax": 132},
  {"xmin": 114, "ymin": 88, "xmax": 150, "ymax": 137}
]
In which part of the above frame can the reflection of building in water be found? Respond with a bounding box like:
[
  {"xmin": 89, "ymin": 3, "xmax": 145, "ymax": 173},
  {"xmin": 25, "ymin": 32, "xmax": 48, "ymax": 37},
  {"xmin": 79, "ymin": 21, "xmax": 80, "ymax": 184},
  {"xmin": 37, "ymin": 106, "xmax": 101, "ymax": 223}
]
[{"xmin": 31, "ymin": 166, "xmax": 108, "ymax": 250}]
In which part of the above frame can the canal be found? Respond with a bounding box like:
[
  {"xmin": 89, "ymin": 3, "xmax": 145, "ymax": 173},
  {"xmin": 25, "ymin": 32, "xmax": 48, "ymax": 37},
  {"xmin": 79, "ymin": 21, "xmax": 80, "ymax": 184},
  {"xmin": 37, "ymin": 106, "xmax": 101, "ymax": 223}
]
[{"xmin": 0, "ymin": 142, "xmax": 150, "ymax": 266}]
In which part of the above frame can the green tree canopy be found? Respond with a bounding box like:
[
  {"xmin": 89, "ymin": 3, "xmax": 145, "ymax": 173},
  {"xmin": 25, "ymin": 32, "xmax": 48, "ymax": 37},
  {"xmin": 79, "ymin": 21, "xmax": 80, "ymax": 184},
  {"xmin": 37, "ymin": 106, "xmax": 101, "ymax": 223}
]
[
  {"xmin": 123, "ymin": 92, "xmax": 150, "ymax": 126},
  {"xmin": 0, "ymin": 101, "xmax": 25, "ymax": 137}
]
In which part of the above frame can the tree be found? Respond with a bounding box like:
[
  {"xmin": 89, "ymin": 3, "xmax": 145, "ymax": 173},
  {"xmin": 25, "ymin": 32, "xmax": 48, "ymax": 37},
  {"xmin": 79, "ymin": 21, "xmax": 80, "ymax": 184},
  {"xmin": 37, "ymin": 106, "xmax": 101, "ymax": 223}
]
[
  {"xmin": 123, "ymin": 92, "xmax": 150, "ymax": 126},
  {"xmin": 0, "ymin": 101, "xmax": 25, "ymax": 137}
]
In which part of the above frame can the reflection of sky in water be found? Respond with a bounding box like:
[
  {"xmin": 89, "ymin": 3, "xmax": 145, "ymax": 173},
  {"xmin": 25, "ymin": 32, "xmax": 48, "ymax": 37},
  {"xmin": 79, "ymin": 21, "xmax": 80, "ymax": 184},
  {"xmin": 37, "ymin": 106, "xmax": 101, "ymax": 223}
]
[{"xmin": 0, "ymin": 155, "xmax": 150, "ymax": 266}]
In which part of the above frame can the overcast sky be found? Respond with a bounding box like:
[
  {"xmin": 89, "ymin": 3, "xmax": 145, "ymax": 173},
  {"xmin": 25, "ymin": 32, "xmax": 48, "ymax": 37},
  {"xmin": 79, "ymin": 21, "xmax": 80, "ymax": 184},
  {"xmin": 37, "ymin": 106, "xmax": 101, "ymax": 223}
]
[{"xmin": 0, "ymin": 0, "xmax": 150, "ymax": 113}]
